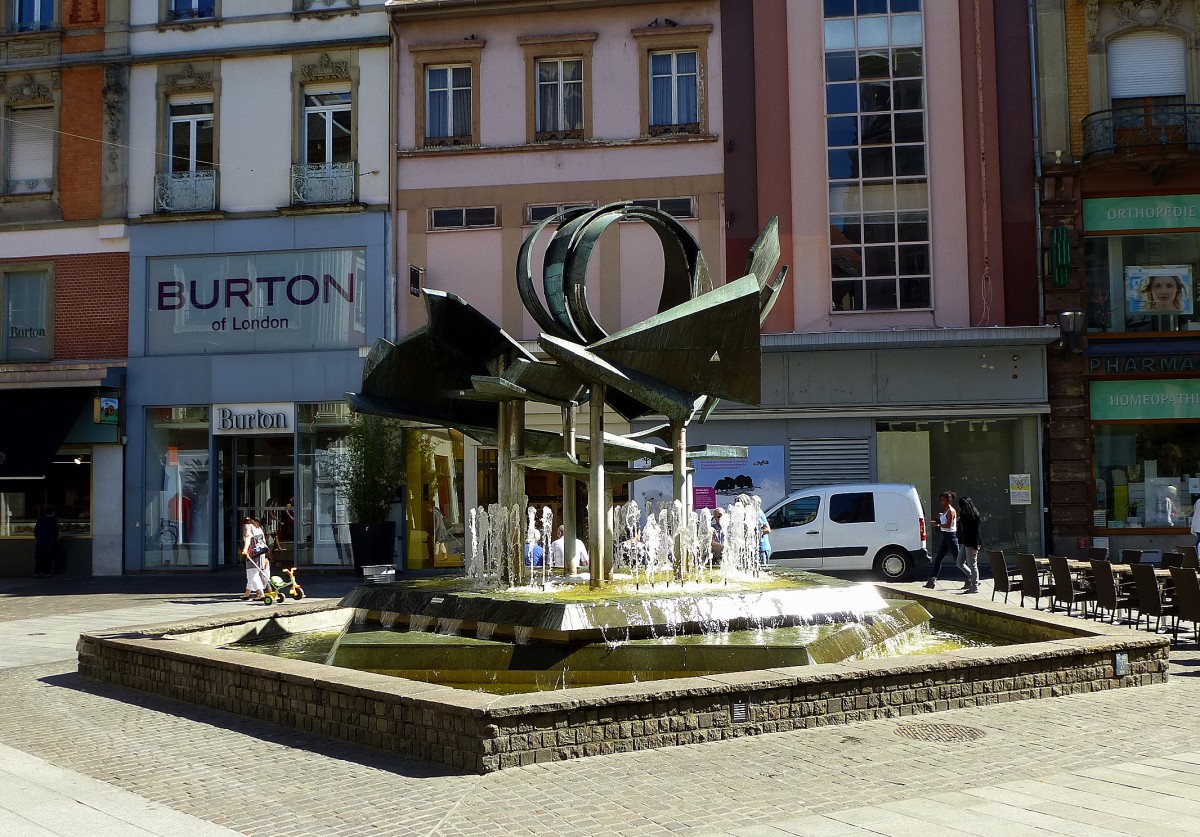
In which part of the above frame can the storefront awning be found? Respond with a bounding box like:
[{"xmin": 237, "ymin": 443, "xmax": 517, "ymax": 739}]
[{"xmin": 0, "ymin": 388, "xmax": 91, "ymax": 480}]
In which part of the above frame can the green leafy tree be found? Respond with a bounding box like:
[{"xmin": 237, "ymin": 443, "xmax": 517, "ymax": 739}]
[{"xmin": 337, "ymin": 413, "xmax": 406, "ymax": 523}]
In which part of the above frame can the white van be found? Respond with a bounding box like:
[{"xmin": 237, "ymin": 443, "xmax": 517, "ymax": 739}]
[{"xmin": 763, "ymin": 483, "xmax": 929, "ymax": 581}]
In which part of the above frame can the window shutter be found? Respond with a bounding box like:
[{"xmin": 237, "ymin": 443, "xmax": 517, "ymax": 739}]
[
  {"xmin": 787, "ymin": 438, "xmax": 871, "ymax": 490},
  {"xmin": 1108, "ymin": 31, "xmax": 1186, "ymax": 99},
  {"xmin": 7, "ymin": 107, "xmax": 54, "ymax": 183}
]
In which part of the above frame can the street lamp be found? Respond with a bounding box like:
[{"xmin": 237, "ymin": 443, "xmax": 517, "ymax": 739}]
[{"xmin": 1059, "ymin": 309, "xmax": 1085, "ymax": 357}]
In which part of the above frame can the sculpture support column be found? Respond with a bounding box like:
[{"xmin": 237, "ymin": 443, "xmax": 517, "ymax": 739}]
[
  {"xmin": 589, "ymin": 384, "xmax": 606, "ymax": 588},
  {"xmin": 562, "ymin": 404, "xmax": 578, "ymax": 575},
  {"xmin": 672, "ymin": 421, "xmax": 688, "ymax": 578}
]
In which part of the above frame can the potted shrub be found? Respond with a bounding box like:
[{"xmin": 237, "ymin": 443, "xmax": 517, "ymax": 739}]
[{"xmin": 336, "ymin": 412, "xmax": 406, "ymax": 576}]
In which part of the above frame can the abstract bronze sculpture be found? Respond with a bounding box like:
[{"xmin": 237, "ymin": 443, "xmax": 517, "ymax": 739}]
[{"xmin": 346, "ymin": 203, "xmax": 787, "ymax": 586}]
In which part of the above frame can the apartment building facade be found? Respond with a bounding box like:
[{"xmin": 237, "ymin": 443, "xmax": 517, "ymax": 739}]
[
  {"xmin": 120, "ymin": 0, "xmax": 393, "ymax": 573},
  {"xmin": 1037, "ymin": 0, "xmax": 1200, "ymax": 556},
  {"xmin": 0, "ymin": 0, "xmax": 127, "ymax": 576}
]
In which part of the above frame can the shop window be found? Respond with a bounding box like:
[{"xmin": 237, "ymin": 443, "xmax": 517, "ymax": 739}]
[
  {"xmin": 1084, "ymin": 234, "xmax": 1200, "ymax": 333},
  {"xmin": 1093, "ymin": 423, "xmax": 1197, "ymax": 530},
  {"xmin": 298, "ymin": 402, "xmax": 353, "ymax": 568},
  {"xmin": 0, "ymin": 451, "xmax": 90, "ymax": 536},
  {"xmin": 143, "ymin": 407, "xmax": 211, "ymax": 569}
]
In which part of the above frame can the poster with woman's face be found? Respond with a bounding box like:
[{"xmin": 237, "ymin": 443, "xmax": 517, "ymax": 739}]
[{"xmin": 1125, "ymin": 265, "xmax": 1193, "ymax": 315}]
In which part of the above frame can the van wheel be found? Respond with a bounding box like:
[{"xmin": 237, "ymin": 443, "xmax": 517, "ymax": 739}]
[{"xmin": 874, "ymin": 547, "xmax": 912, "ymax": 581}]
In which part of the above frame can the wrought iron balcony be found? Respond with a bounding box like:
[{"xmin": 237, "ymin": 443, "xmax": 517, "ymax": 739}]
[
  {"xmin": 2, "ymin": 177, "xmax": 54, "ymax": 195},
  {"xmin": 1082, "ymin": 104, "xmax": 1200, "ymax": 159},
  {"xmin": 290, "ymin": 161, "xmax": 356, "ymax": 206},
  {"xmin": 154, "ymin": 170, "xmax": 217, "ymax": 213}
]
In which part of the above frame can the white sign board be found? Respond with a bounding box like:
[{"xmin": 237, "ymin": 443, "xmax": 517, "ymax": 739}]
[
  {"xmin": 211, "ymin": 402, "xmax": 295, "ymax": 436},
  {"xmin": 1009, "ymin": 474, "xmax": 1032, "ymax": 505}
]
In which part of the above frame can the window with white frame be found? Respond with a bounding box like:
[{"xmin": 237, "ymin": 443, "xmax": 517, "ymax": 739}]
[
  {"xmin": 425, "ymin": 66, "xmax": 472, "ymax": 145},
  {"xmin": 168, "ymin": 98, "xmax": 213, "ymax": 173},
  {"xmin": 167, "ymin": 0, "xmax": 215, "ymax": 21},
  {"xmin": 648, "ymin": 50, "xmax": 698, "ymax": 134},
  {"xmin": 429, "ymin": 207, "xmax": 497, "ymax": 230},
  {"xmin": 4, "ymin": 106, "xmax": 54, "ymax": 195},
  {"xmin": 633, "ymin": 23, "xmax": 711, "ymax": 138},
  {"xmin": 0, "ymin": 268, "xmax": 51, "ymax": 361},
  {"xmin": 304, "ymin": 86, "xmax": 353, "ymax": 165},
  {"xmin": 13, "ymin": 0, "xmax": 53, "ymax": 31},
  {"xmin": 525, "ymin": 202, "xmax": 594, "ymax": 225},
  {"xmin": 824, "ymin": 0, "xmax": 930, "ymax": 312},
  {"xmin": 536, "ymin": 58, "xmax": 583, "ymax": 139},
  {"xmin": 631, "ymin": 197, "xmax": 695, "ymax": 219}
]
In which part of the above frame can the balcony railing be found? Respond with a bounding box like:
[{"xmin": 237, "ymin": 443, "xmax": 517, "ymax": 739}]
[
  {"xmin": 155, "ymin": 170, "xmax": 217, "ymax": 213},
  {"xmin": 290, "ymin": 161, "xmax": 356, "ymax": 205},
  {"xmin": 1082, "ymin": 104, "xmax": 1200, "ymax": 159},
  {"xmin": 3, "ymin": 177, "xmax": 54, "ymax": 195}
]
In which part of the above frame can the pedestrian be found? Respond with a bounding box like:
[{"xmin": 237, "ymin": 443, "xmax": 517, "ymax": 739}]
[
  {"xmin": 1191, "ymin": 502, "xmax": 1200, "ymax": 550},
  {"xmin": 709, "ymin": 507, "xmax": 725, "ymax": 565},
  {"xmin": 264, "ymin": 498, "xmax": 283, "ymax": 553},
  {"xmin": 240, "ymin": 512, "xmax": 270, "ymax": 601},
  {"xmin": 33, "ymin": 506, "xmax": 59, "ymax": 577},
  {"xmin": 549, "ymin": 524, "xmax": 589, "ymax": 571},
  {"xmin": 524, "ymin": 530, "xmax": 545, "ymax": 567},
  {"xmin": 924, "ymin": 490, "xmax": 958, "ymax": 589},
  {"xmin": 736, "ymin": 494, "xmax": 771, "ymax": 567},
  {"xmin": 956, "ymin": 496, "xmax": 982, "ymax": 593}
]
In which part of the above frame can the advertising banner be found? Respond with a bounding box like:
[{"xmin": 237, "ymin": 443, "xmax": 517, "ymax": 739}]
[
  {"xmin": 633, "ymin": 445, "xmax": 786, "ymax": 515},
  {"xmin": 146, "ymin": 249, "xmax": 366, "ymax": 355}
]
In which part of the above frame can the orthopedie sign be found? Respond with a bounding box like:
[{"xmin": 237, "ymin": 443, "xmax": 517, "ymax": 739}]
[
  {"xmin": 211, "ymin": 402, "xmax": 295, "ymax": 436},
  {"xmin": 146, "ymin": 248, "xmax": 367, "ymax": 356}
]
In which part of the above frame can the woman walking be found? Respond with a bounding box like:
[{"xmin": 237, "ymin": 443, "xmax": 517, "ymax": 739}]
[
  {"xmin": 240, "ymin": 512, "xmax": 270, "ymax": 601},
  {"xmin": 955, "ymin": 496, "xmax": 982, "ymax": 593},
  {"xmin": 924, "ymin": 491, "xmax": 958, "ymax": 589}
]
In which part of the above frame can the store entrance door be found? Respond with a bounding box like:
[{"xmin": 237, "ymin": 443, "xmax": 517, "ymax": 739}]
[{"xmin": 217, "ymin": 435, "xmax": 294, "ymax": 567}]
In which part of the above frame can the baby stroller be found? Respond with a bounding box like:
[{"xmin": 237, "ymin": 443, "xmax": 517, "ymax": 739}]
[{"xmin": 252, "ymin": 561, "xmax": 305, "ymax": 605}]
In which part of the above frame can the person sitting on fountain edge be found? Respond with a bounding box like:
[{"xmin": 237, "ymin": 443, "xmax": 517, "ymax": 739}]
[
  {"xmin": 524, "ymin": 531, "xmax": 545, "ymax": 567},
  {"xmin": 550, "ymin": 525, "xmax": 589, "ymax": 569}
]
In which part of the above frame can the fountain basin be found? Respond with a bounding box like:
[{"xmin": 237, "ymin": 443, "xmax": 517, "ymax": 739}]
[
  {"xmin": 326, "ymin": 599, "xmax": 932, "ymax": 689},
  {"xmin": 76, "ymin": 583, "xmax": 1170, "ymax": 774}
]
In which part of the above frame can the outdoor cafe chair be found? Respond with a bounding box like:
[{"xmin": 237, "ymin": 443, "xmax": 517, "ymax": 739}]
[
  {"xmin": 1017, "ymin": 552, "xmax": 1053, "ymax": 610},
  {"xmin": 1048, "ymin": 555, "xmax": 1094, "ymax": 618},
  {"xmin": 1120, "ymin": 549, "xmax": 1144, "ymax": 565},
  {"xmin": 1185, "ymin": 553, "xmax": 1200, "ymax": 571},
  {"xmin": 1177, "ymin": 544, "xmax": 1199, "ymax": 564},
  {"xmin": 1163, "ymin": 551, "xmax": 1185, "ymax": 569},
  {"xmin": 1169, "ymin": 566, "xmax": 1200, "ymax": 644},
  {"xmin": 1091, "ymin": 559, "xmax": 1136, "ymax": 624},
  {"xmin": 1131, "ymin": 562, "xmax": 1175, "ymax": 634},
  {"xmin": 986, "ymin": 550, "xmax": 1021, "ymax": 604},
  {"xmin": 1088, "ymin": 546, "xmax": 1110, "ymax": 562}
]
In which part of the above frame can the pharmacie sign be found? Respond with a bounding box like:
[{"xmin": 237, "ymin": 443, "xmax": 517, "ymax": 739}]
[
  {"xmin": 146, "ymin": 249, "xmax": 366, "ymax": 355},
  {"xmin": 1083, "ymin": 194, "xmax": 1200, "ymax": 233},
  {"xmin": 211, "ymin": 402, "xmax": 295, "ymax": 435},
  {"xmin": 1090, "ymin": 380, "xmax": 1200, "ymax": 420}
]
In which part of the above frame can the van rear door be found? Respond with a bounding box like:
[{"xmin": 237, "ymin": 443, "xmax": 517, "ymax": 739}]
[{"xmin": 765, "ymin": 492, "xmax": 824, "ymax": 568}]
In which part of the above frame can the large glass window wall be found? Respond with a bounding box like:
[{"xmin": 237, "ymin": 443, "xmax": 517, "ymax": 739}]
[
  {"xmin": 1093, "ymin": 423, "xmax": 1199, "ymax": 531},
  {"xmin": 144, "ymin": 407, "xmax": 211, "ymax": 568}
]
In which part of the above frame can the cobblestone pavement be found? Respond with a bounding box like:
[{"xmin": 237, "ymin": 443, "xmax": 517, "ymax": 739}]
[{"xmin": 3, "ymin": 572, "xmax": 1200, "ymax": 835}]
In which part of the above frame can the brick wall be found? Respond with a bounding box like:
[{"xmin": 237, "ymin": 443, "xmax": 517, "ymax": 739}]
[
  {"xmin": 1065, "ymin": 0, "xmax": 1089, "ymax": 157},
  {"xmin": 0, "ymin": 252, "xmax": 128, "ymax": 360},
  {"xmin": 55, "ymin": 252, "xmax": 128, "ymax": 359},
  {"xmin": 58, "ymin": 67, "xmax": 104, "ymax": 221}
]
